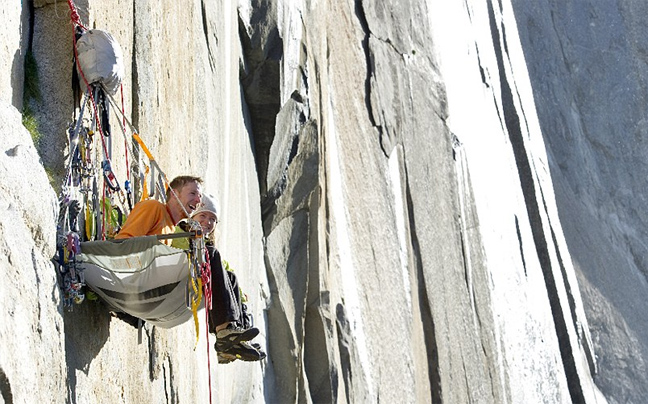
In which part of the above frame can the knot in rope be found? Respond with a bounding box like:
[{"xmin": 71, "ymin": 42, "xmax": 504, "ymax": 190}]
[{"xmin": 67, "ymin": 0, "xmax": 87, "ymax": 29}]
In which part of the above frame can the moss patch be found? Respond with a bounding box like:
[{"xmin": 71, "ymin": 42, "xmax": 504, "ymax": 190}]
[
  {"xmin": 22, "ymin": 50, "xmax": 42, "ymax": 146},
  {"xmin": 22, "ymin": 109, "xmax": 40, "ymax": 144},
  {"xmin": 23, "ymin": 50, "xmax": 41, "ymax": 103}
]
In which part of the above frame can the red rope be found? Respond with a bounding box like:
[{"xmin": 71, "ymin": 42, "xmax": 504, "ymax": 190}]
[
  {"xmin": 67, "ymin": 0, "xmax": 88, "ymax": 30},
  {"xmin": 204, "ymin": 293, "xmax": 213, "ymax": 404},
  {"xmin": 202, "ymin": 251, "xmax": 213, "ymax": 310},
  {"xmin": 202, "ymin": 252, "xmax": 213, "ymax": 403}
]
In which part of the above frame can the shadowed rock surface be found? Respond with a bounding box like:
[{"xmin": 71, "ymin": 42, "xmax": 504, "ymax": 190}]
[{"xmin": 512, "ymin": 1, "xmax": 648, "ymax": 403}]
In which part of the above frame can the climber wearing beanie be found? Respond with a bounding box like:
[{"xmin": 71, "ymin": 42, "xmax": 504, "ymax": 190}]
[{"xmin": 187, "ymin": 193, "xmax": 266, "ymax": 363}]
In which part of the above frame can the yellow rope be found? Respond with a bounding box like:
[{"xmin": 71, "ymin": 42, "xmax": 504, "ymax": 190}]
[
  {"xmin": 133, "ymin": 133, "xmax": 154, "ymax": 161},
  {"xmin": 85, "ymin": 199, "xmax": 95, "ymax": 240},
  {"xmin": 140, "ymin": 165, "xmax": 150, "ymax": 202}
]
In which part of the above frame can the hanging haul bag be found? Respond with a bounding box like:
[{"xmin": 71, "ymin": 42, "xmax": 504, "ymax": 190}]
[{"xmin": 76, "ymin": 29, "xmax": 124, "ymax": 95}]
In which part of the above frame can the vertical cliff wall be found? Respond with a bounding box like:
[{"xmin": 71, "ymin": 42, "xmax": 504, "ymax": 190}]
[
  {"xmin": 1, "ymin": 0, "xmax": 641, "ymax": 402},
  {"xmin": 512, "ymin": 1, "xmax": 648, "ymax": 403}
]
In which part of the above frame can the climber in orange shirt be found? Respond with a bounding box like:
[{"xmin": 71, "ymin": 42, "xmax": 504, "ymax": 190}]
[
  {"xmin": 116, "ymin": 175, "xmax": 203, "ymax": 242},
  {"xmin": 110, "ymin": 175, "xmax": 203, "ymax": 328}
]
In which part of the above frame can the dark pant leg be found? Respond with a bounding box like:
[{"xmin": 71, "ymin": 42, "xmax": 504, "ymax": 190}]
[
  {"xmin": 207, "ymin": 247, "xmax": 241, "ymax": 332},
  {"xmin": 227, "ymin": 270, "xmax": 245, "ymax": 322}
]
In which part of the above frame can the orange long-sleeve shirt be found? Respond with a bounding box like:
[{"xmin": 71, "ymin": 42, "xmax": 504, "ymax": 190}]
[{"xmin": 115, "ymin": 199, "xmax": 176, "ymax": 244}]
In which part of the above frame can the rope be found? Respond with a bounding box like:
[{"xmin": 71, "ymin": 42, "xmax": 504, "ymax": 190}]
[
  {"xmin": 202, "ymin": 249, "xmax": 213, "ymax": 403},
  {"xmin": 102, "ymin": 90, "xmax": 194, "ymax": 222},
  {"xmin": 190, "ymin": 266, "xmax": 203, "ymax": 347},
  {"xmin": 100, "ymin": 89, "xmax": 146, "ymax": 210},
  {"xmin": 131, "ymin": 133, "xmax": 192, "ymax": 219},
  {"xmin": 103, "ymin": 89, "xmax": 139, "ymax": 139},
  {"xmin": 201, "ymin": 252, "xmax": 212, "ymax": 312},
  {"xmin": 105, "ymin": 91, "xmax": 136, "ymax": 172},
  {"xmin": 66, "ymin": 0, "xmax": 87, "ymax": 30},
  {"xmin": 205, "ymin": 293, "xmax": 213, "ymax": 404},
  {"xmin": 183, "ymin": 239, "xmax": 213, "ymax": 401},
  {"xmin": 103, "ymin": 89, "xmax": 190, "ymax": 218}
]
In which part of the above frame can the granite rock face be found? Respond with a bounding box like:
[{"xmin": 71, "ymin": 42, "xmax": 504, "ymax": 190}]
[
  {"xmin": 0, "ymin": 5, "xmax": 29, "ymax": 109},
  {"xmin": 0, "ymin": 102, "xmax": 62, "ymax": 403},
  {"xmin": 512, "ymin": 1, "xmax": 648, "ymax": 403},
  {"xmin": 251, "ymin": 0, "xmax": 605, "ymax": 402},
  {"xmin": 0, "ymin": 0, "xmax": 641, "ymax": 402}
]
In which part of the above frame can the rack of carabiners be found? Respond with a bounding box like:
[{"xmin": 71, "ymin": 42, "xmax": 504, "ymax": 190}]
[
  {"xmin": 55, "ymin": 0, "xmax": 128, "ymax": 307},
  {"xmin": 55, "ymin": 84, "xmax": 131, "ymax": 307}
]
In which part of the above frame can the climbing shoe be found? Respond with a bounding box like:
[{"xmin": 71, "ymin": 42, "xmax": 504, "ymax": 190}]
[
  {"xmin": 216, "ymin": 342, "xmax": 267, "ymax": 364},
  {"xmin": 223, "ymin": 341, "xmax": 266, "ymax": 362},
  {"xmin": 215, "ymin": 323, "xmax": 259, "ymax": 351}
]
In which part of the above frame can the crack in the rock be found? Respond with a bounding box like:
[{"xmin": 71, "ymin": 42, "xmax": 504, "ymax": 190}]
[
  {"xmin": 353, "ymin": 0, "xmax": 379, "ymax": 134},
  {"xmin": 403, "ymin": 159, "xmax": 442, "ymax": 403},
  {"xmin": 514, "ymin": 215, "xmax": 528, "ymax": 277},
  {"xmin": 486, "ymin": 1, "xmax": 586, "ymax": 401},
  {"xmin": 201, "ymin": 0, "xmax": 217, "ymax": 72}
]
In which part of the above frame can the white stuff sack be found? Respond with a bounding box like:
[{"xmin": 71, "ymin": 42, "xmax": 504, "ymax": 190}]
[{"xmin": 76, "ymin": 29, "xmax": 124, "ymax": 95}]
